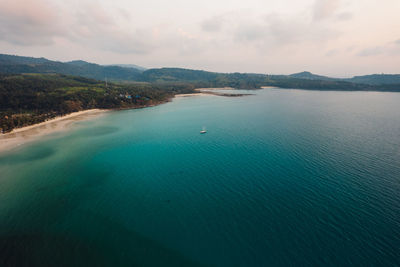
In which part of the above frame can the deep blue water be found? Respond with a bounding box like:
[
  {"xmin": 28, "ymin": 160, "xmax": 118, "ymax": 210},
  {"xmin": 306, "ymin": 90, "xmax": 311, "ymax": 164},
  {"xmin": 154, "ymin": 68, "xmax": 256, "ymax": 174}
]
[{"xmin": 0, "ymin": 89, "xmax": 399, "ymax": 266}]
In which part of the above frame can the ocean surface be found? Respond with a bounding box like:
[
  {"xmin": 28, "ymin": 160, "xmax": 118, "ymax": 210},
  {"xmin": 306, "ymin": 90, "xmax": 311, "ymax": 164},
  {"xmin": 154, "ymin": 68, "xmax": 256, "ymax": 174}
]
[{"xmin": 0, "ymin": 88, "xmax": 399, "ymax": 266}]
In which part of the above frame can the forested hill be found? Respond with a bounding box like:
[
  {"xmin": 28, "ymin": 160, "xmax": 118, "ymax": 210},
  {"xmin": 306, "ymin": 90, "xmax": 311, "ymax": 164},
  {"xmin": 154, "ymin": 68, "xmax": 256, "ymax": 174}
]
[
  {"xmin": 1, "ymin": 54, "xmax": 400, "ymax": 133},
  {"xmin": 140, "ymin": 68, "xmax": 400, "ymax": 91},
  {"xmin": 0, "ymin": 73, "xmax": 195, "ymax": 133},
  {"xmin": 0, "ymin": 54, "xmax": 143, "ymax": 81},
  {"xmin": 1, "ymin": 54, "xmax": 400, "ymax": 90},
  {"xmin": 345, "ymin": 74, "xmax": 400, "ymax": 85},
  {"xmin": 141, "ymin": 68, "xmax": 269, "ymax": 89},
  {"xmin": 289, "ymin": 71, "xmax": 334, "ymax": 81},
  {"xmin": 289, "ymin": 70, "xmax": 400, "ymax": 85}
]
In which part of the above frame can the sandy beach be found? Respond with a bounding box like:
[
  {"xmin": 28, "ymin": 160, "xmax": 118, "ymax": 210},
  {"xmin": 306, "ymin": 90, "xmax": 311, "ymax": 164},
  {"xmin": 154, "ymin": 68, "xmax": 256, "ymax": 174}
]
[
  {"xmin": 1, "ymin": 88, "xmax": 248, "ymax": 153},
  {"xmin": 0, "ymin": 109, "xmax": 107, "ymax": 153},
  {"xmin": 175, "ymin": 87, "xmax": 255, "ymax": 99},
  {"xmin": 196, "ymin": 87, "xmax": 234, "ymax": 91},
  {"xmin": 174, "ymin": 87, "xmax": 236, "ymax": 98},
  {"xmin": 174, "ymin": 93, "xmax": 206, "ymax": 97}
]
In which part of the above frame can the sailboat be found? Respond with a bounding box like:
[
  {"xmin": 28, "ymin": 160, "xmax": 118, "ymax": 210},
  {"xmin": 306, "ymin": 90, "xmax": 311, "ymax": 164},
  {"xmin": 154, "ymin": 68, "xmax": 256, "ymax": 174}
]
[{"xmin": 200, "ymin": 127, "xmax": 207, "ymax": 134}]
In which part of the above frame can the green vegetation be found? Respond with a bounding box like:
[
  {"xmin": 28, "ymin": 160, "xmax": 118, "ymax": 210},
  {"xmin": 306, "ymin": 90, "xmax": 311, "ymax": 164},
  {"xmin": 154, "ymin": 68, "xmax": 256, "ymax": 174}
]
[
  {"xmin": 0, "ymin": 74, "xmax": 194, "ymax": 133},
  {"xmin": 289, "ymin": 71, "xmax": 400, "ymax": 85},
  {"xmin": 141, "ymin": 68, "xmax": 267, "ymax": 89},
  {"xmin": 140, "ymin": 68, "xmax": 400, "ymax": 91},
  {"xmin": 1, "ymin": 54, "xmax": 400, "ymax": 133},
  {"xmin": 345, "ymin": 74, "xmax": 400, "ymax": 85},
  {"xmin": 0, "ymin": 54, "xmax": 143, "ymax": 81},
  {"xmin": 289, "ymin": 71, "xmax": 334, "ymax": 81},
  {"xmin": 263, "ymin": 75, "xmax": 400, "ymax": 91}
]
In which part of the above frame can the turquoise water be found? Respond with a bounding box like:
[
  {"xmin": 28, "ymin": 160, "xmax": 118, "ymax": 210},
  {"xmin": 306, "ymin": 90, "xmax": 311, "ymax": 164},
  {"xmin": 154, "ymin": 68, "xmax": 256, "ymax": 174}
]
[{"xmin": 0, "ymin": 89, "xmax": 399, "ymax": 266}]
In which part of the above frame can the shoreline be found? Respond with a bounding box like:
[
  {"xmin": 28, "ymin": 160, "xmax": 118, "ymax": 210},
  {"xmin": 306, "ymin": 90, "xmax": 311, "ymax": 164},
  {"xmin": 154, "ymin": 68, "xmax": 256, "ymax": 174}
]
[
  {"xmin": 1, "ymin": 88, "xmax": 250, "ymax": 154},
  {"xmin": 195, "ymin": 87, "xmax": 235, "ymax": 91},
  {"xmin": 175, "ymin": 87, "xmax": 254, "ymax": 98},
  {"xmin": 7, "ymin": 109, "xmax": 106, "ymax": 135},
  {"xmin": 0, "ymin": 109, "xmax": 107, "ymax": 153},
  {"xmin": 174, "ymin": 93, "xmax": 206, "ymax": 97}
]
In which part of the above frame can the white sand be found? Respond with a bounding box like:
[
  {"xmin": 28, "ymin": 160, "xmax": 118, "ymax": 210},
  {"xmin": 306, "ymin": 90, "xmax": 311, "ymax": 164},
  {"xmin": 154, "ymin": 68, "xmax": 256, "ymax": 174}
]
[
  {"xmin": 0, "ymin": 109, "xmax": 106, "ymax": 153},
  {"xmin": 195, "ymin": 87, "xmax": 234, "ymax": 91},
  {"xmin": 174, "ymin": 87, "xmax": 236, "ymax": 98},
  {"xmin": 174, "ymin": 93, "xmax": 206, "ymax": 97}
]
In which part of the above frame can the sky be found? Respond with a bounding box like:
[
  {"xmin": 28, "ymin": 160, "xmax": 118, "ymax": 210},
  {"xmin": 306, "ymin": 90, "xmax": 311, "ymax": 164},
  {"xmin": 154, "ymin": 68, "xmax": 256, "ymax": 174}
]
[{"xmin": 0, "ymin": 0, "xmax": 399, "ymax": 77}]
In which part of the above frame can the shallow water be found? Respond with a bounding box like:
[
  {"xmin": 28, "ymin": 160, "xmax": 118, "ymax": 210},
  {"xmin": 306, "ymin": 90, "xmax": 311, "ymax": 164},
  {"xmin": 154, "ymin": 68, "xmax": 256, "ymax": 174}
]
[{"xmin": 1, "ymin": 89, "xmax": 399, "ymax": 266}]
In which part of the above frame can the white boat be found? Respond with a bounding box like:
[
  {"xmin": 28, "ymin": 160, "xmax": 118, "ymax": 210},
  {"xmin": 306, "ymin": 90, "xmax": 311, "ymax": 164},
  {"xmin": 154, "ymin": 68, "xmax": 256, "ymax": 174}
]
[{"xmin": 200, "ymin": 127, "xmax": 207, "ymax": 134}]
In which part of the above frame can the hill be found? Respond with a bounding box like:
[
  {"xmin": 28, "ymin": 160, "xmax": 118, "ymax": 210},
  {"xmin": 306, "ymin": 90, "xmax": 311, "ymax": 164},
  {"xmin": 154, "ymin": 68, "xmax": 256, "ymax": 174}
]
[
  {"xmin": 289, "ymin": 70, "xmax": 400, "ymax": 85},
  {"xmin": 141, "ymin": 68, "xmax": 400, "ymax": 91},
  {"xmin": 0, "ymin": 54, "xmax": 50, "ymax": 65},
  {"xmin": 0, "ymin": 54, "xmax": 143, "ymax": 82},
  {"xmin": 107, "ymin": 64, "xmax": 147, "ymax": 71},
  {"xmin": 142, "ymin": 68, "xmax": 272, "ymax": 89},
  {"xmin": 345, "ymin": 74, "xmax": 400, "ymax": 85},
  {"xmin": 0, "ymin": 73, "xmax": 195, "ymax": 133},
  {"xmin": 1, "ymin": 54, "xmax": 400, "ymax": 93},
  {"xmin": 289, "ymin": 71, "xmax": 333, "ymax": 81}
]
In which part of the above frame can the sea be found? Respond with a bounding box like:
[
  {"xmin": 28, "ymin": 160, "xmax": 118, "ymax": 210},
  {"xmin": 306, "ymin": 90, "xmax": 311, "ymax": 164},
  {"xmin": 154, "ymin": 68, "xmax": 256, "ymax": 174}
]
[{"xmin": 0, "ymin": 88, "xmax": 399, "ymax": 266}]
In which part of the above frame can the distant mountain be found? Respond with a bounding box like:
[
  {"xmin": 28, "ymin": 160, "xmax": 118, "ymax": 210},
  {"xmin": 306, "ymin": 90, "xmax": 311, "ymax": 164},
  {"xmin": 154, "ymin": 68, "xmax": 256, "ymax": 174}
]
[
  {"xmin": 142, "ymin": 68, "xmax": 219, "ymax": 82},
  {"xmin": 63, "ymin": 60, "xmax": 143, "ymax": 81},
  {"xmin": 0, "ymin": 54, "xmax": 400, "ymax": 90},
  {"xmin": 0, "ymin": 54, "xmax": 50, "ymax": 65},
  {"xmin": 0, "ymin": 54, "xmax": 142, "ymax": 81},
  {"xmin": 141, "ymin": 68, "xmax": 272, "ymax": 89},
  {"xmin": 66, "ymin": 60, "xmax": 91, "ymax": 67},
  {"xmin": 344, "ymin": 74, "xmax": 400, "ymax": 85},
  {"xmin": 289, "ymin": 71, "xmax": 400, "ymax": 85},
  {"xmin": 107, "ymin": 64, "xmax": 147, "ymax": 71},
  {"xmin": 289, "ymin": 71, "xmax": 334, "ymax": 81}
]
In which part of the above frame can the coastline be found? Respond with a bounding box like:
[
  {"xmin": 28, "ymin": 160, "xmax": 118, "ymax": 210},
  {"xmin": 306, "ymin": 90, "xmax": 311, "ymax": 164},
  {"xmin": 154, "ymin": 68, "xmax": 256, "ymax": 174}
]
[
  {"xmin": 0, "ymin": 109, "xmax": 106, "ymax": 153},
  {"xmin": 196, "ymin": 87, "xmax": 235, "ymax": 91},
  {"xmin": 175, "ymin": 87, "xmax": 253, "ymax": 98},
  {"xmin": 1, "ymin": 88, "xmax": 250, "ymax": 154},
  {"xmin": 174, "ymin": 93, "xmax": 206, "ymax": 97},
  {"xmin": 261, "ymin": 86, "xmax": 278, "ymax": 89}
]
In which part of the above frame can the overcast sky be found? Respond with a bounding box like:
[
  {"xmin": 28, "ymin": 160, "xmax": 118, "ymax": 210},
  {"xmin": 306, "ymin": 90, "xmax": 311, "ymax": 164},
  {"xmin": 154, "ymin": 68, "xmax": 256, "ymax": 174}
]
[{"xmin": 0, "ymin": 0, "xmax": 399, "ymax": 76}]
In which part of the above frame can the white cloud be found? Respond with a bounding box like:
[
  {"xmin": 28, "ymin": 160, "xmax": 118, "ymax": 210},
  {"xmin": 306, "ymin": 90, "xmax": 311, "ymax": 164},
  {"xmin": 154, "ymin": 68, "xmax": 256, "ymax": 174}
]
[
  {"xmin": 357, "ymin": 40, "xmax": 400, "ymax": 57},
  {"xmin": 0, "ymin": 0, "xmax": 63, "ymax": 45},
  {"xmin": 203, "ymin": 11, "xmax": 341, "ymax": 49},
  {"xmin": 0, "ymin": 0, "xmax": 399, "ymax": 76},
  {"xmin": 0, "ymin": 0, "xmax": 156, "ymax": 54},
  {"xmin": 201, "ymin": 16, "xmax": 225, "ymax": 32},
  {"xmin": 312, "ymin": 0, "xmax": 340, "ymax": 21},
  {"xmin": 357, "ymin": 46, "xmax": 384, "ymax": 57},
  {"xmin": 336, "ymin": 12, "xmax": 353, "ymax": 21}
]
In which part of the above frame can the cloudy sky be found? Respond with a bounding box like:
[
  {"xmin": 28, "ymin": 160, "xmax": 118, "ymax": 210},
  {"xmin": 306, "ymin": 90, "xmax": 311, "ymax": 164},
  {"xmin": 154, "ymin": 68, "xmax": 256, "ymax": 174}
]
[{"xmin": 0, "ymin": 0, "xmax": 399, "ymax": 76}]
